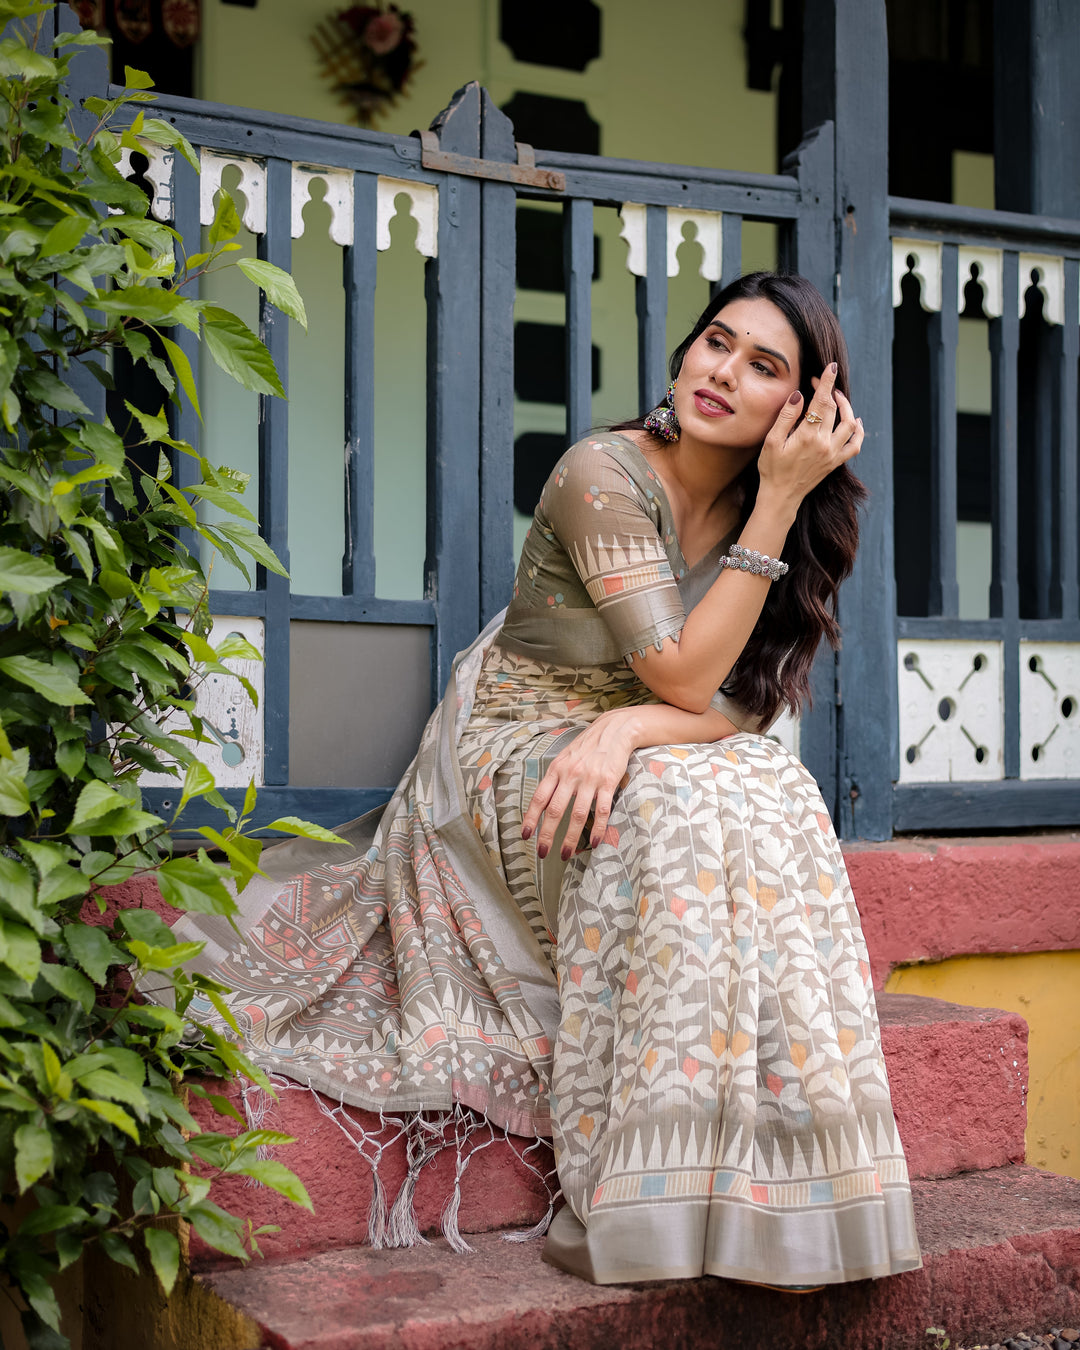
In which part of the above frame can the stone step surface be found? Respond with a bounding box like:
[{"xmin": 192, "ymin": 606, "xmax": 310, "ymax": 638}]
[
  {"xmin": 191, "ymin": 993, "xmax": 1029, "ymax": 1269},
  {"xmin": 202, "ymin": 1165, "xmax": 1080, "ymax": 1350}
]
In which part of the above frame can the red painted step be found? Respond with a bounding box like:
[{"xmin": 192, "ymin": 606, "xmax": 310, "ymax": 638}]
[
  {"xmin": 202, "ymin": 1165, "xmax": 1080, "ymax": 1350},
  {"xmin": 190, "ymin": 993, "xmax": 1028, "ymax": 1269}
]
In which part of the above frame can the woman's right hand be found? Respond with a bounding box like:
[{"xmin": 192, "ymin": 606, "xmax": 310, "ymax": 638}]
[{"xmin": 756, "ymin": 362, "xmax": 863, "ymax": 518}]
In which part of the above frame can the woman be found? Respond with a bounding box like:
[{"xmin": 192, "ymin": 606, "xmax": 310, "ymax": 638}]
[{"xmin": 168, "ymin": 272, "xmax": 921, "ymax": 1289}]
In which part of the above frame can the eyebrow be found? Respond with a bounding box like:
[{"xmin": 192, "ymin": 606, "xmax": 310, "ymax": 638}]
[{"xmin": 712, "ymin": 320, "xmax": 792, "ymax": 373}]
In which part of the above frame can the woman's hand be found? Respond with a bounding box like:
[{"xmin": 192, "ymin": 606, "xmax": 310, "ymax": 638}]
[
  {"xmin": 756, "ymin": 362, "xmax": 864, "ymax": 519},
  {"xmin": 520, "ymin": 703, "xmax": 740, "ymax": 860},
  {"xmin": 521, "ymin": 709, "xmax": 637, "ymax": 861}
]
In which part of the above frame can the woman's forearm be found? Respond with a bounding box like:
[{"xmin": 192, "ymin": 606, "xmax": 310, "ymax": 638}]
[{"xmin": 607, "ymin": 702, "xmax": 739, "ymax": 753}]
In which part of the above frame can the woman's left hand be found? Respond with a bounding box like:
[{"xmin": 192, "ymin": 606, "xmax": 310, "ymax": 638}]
[{"xmin": 521, "ymin": 709, "xmax": 637, "ymax": 861}]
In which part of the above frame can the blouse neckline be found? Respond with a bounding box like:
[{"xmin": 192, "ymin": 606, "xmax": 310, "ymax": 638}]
[{"xmin": 604, "ymin": 432, "xmax": 740, "ymax": 582}]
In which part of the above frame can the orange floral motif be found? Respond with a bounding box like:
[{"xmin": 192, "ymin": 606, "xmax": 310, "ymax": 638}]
[
  {"xmin": 790, "ymin": 1042, "xmax": 807, "ymax": 1069},
  {"xmin": 710, "ymin": 1029, "xmax": 727, "ymax": 1057}
]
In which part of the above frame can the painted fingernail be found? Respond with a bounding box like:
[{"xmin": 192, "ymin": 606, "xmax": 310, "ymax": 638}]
[
  {"xmin": 590, "ymin": 834, "xmax": 600, "ymax": 849},
  {"xmin": 829, "ymin": 362, "xmax": 838, "ymax": 374},
  {"xmin": 521, "ymin": 826, "xmax": 531, "ymax": 840},
  {"xmin": 788, "ymin": 390, "xmax": 801, "ymax": 404},
  {"xmin": 537, "ymin": 843, "xmax": 548, "ymax": 859},
  {"xmin": 561, "ymin": 846, "xmax": 572, "ymax": 861}
]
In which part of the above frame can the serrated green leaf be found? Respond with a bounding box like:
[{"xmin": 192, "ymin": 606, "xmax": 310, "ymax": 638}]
[
  {"xmin": 68, "ymin": 780, "xmax": 128, "ymax": 832},
  {"xmin": 14, "ymin": 1122, "xmax": 53, "ymax": 1192},
  {"xmin": 0, "ymin": 854, "xmax": 37, "ymax": 927},
  {"xmin": 18, "ymin": 1203, "xmax": 89, "ymax": 1237},
  {"xmin": 22, "ymin": 368, "xmax": 90, "ymax": 415},
  {"xmin": 0, "ymin": 655, "xmax": 91, "ymax": 706},
  {"xmin": 126, "ymin": 938, "xmax": 205, "ymax": 970},
  {"xmin": 237, "ymin": 257, "xmax": 308, "ymax": 330},
  {"xmin": 185, "ymin": 1201, "xmax": 247, "ymax": 1260},
  {"xmin": 213, "ymin": 520, "xmax": 288, "ymax": 577},
  {"xmin": 37, "ymin": 963, "xmax": 95, "ymax": 1013},
  {"xmin": 0, "ymin": 751, "xmax": 31, "ymax": 815},
  {"xmin": 0, "ymin": 917, "xmax": 41, "ymax": 983},
  {"xmin": 201, "ymin": 305, "xmax": 285, "ymax": 398},
  {"xmin": 80, "ymin": 1069, "xmax": 148, "ymax": 1118},
  {"xmin": 177, "ymin": 758, "xmax": 216, "ymax": 813},
  {"xmin": 144, "ymin": 1225, "xmax": 180, "ymax": 1295},
  {"xmin": 156, "ymin": 855, "xmax": 235, "ymax": 915},
  {"xmin": 159, "ymin": 333, "xmax": 200, "ymax": 420},
  {"xmin": 100, "ymin": 1231, "xmax": 141, "ymax": 1273},
  {"xmin": 233, "ymin": 1157, "xmax": 312, "ymax": 1210},
  {"xmin": 0, "ymin": 546, "xmax": 65, "ymax": 596},
  {"xmin": 78, "ymin": 1096, "xmax": 140, "ymax": 1142},
  {"xmin": 41, "ymin": 214, "xmax": 89, "ymax": 255},
  {"xmin": 63, "ymin": 922, "xmax": 125, "ymax": 984},
  {"xmin": 207, "ymin": 188, "xmax": 240, "ymax": 247},
  {"xmin": 265, "ymin": 817, "xmax": 350, "ymax": 844},
  {"xmin": 37, "ymin": 864, "xmax": 89, "ymax": 907}
]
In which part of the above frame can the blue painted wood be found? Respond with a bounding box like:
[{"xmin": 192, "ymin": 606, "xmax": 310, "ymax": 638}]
[
  {"xmin": 342, "ymin": 173, "xmax": 378, "ymax": 598},
  {"xmin": 720, "ymin": 212, "xmax": 743, "ymax": 291},
  {"xmin": 258, "ymin": 157, "xmax": 293, "ymax": 786},
  {"xmin": 636, "ymin": 205, "xmax": 668, "ymax": 416},
  {"xmin": 169, "ymin": 150, "xmax": 202, "ymax": 563},
  {"xmin": 775, "ymin": 122, "xmax": 839, "ymax": 815},
  {"xmin": 289, "ymin": 595, "xmax": 435, "ymax": 624},
  {"xmin": 789, "ymin": 121, "xmax": 835, "ymax": 301},
  {"xmin": 425, "ymin": 85, "xmax": 483, "ymax": 697},
  {"xmin": 894, "ymin": 780, "xmax": 1080, "ymax": 832},
  {"xmin": 478, "ymin": 90, "xmax": 517, "ymax": 626},
  {"xmin": 144, "ymin": 785, "xmax": 393, "ymax": 832},
  {"xmin": 927, "ymin": 243, "xmax": 960, "ymax": 617},
  {"xmin": 889, "ymin": 197, "xmax": 1080, "ymax": 249},
  {"xmin": 897, "ymin": 616, "xmax": 1080, "ymax": 642},
  {"xmin": 990, "ymin": 252, "xmax": 1021, "ymax": 779},
  {"xmin": 564, "ymin": 197, "xmax": 594, "ymax": 444},
  {"xmin": 804, "ymin": 0, "xmax": 895, "ymax": 841},
  {"xmin": 1053, "ymin": 257, "xmax": 1079, "ymax": 620}
]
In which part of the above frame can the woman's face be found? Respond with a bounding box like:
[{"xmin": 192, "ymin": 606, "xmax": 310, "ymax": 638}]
[{"xmin": 672, "ymin": 297, "xmax": 802, "ymax": 452}]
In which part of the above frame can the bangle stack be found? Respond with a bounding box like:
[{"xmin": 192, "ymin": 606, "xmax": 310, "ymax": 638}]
[{"xmin": 719, "ymin": 542, "xmax": 789, "ymax": 581}]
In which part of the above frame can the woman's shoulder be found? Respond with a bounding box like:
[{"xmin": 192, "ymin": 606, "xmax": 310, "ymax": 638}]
[{"xmin": 554, "ymin": 432, "xmax": 664, "ymax": 498}]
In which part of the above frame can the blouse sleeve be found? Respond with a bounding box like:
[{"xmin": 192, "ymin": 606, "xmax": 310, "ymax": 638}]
[{"xmin": 543, "ymin": 440, "xmax": 686, "ymax": 659}]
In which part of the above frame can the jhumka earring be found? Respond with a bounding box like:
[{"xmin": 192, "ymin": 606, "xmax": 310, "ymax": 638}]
[{"xmin": 644, "ymin": 380, "xmax": 680, "ymax": 442}]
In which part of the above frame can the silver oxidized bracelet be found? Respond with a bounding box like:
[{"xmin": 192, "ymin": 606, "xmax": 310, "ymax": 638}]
[{"xmin": 718, "ymin": 542, "xmax": 789, "ymax": 581}]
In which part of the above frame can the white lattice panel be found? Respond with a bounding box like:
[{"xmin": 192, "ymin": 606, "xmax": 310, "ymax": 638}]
[
  {"xmin": 1019, "ymin": 642, "xmax": 1080, "ymax": 780},
  {"xmin": 768, "ymin": 708, "xmax": 801, "ymax": 761},
  {"xmin": 140, "ymin": 616, "xmax": 265, "ymax": 796},
  {"xmin": 897, "ymin": 640, "xmax": 1004, "ymax": 783}
]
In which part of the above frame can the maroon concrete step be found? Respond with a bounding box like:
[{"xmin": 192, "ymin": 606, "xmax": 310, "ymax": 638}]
[
  {"xmin": 190, "ymin": 993, "xmax": 1028, "ymax": 1269},
  {"xmin": 202, "ymin": 1165, "xmax": 1080, "ymax": 1350}
]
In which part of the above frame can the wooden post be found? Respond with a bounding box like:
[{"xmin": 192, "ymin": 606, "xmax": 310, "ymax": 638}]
[
  {"xmin": 803, "ymin": 0, "xmax": 895, "ymax": 840},
  {"xmin": 425, "ymin": 85, "xmax": 483, "ymax": 697}
]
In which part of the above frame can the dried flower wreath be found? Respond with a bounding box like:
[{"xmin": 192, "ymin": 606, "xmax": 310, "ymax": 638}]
[{"xmin": 311, "ymin": 4, "xmax": 421, "ymax": 127}]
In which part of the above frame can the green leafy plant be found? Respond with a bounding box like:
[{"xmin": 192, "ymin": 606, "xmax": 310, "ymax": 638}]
[{"xmin": 0, "ymin": 4, "xmax": 335, "ymax": 1344}]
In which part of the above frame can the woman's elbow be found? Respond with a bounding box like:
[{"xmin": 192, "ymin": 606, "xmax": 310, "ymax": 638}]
[{"xmin": 639, "ymin": 673, "xmax": 715, "ymax": 715}]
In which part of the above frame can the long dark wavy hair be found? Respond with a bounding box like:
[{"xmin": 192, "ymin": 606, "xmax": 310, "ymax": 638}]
[{"xmin": 611, "ymin": 271, "xmax": 867, "ymax": 722}]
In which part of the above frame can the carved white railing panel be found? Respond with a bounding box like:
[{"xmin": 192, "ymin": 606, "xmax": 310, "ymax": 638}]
[
  {"xmin": 115, "ymin": 142, "xmax": 175, "ymax": 222},
  {"xmin": 1019, "ymin": 642, "xmax": 1080, "ymax": 780},
  {"xmin": 291, "ymin": 164, "xmax": 354, "ymax": 246},
  {"xmin": 891, "ymin": 237, "xmax": 942, "ymax": 311},
  {"xmin": 375, "ymin": 176, "xmax": 438, "ymax": 257},
  {"xmin": 666, "ymin": 209, "xmax": 723, "ymax": 281},
  {"xmin": 140, "ymin": 617, "xmax": 265, "ymax": 795},
  {"xmin": 1018, "ymin": 252, "xmax": 1064, "ymax": 325},
  {"xmin": 200, "ymin": 151, "xmax": 267, "ymax": 234},
  {"xmin": 619, "ymin": 202, "xmax": 647, "ymax": 276},
  {"xmin": 957, "ymin": 246, "xmax": 1003, "ymax": 317},
  {"xmin": 897, "ymin": 640, "xmax": 1004, "ymax": 782}
]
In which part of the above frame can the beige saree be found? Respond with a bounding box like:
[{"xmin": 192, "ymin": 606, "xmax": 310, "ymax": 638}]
[{"xmin": 165, "ymin": 436, "xmax": 921, "ymax": 1286}]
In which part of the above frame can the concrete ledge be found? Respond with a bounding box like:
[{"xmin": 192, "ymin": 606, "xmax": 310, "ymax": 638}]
[
  {"xmin": 843, "ymin": 834, "xmax": 1080, "ymax": 987},
  {"xmin": 201, "ymin": 1165, "xmax": 1080, "ymax": 1350}
]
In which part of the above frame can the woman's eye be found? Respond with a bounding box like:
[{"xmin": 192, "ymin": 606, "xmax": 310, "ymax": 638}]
[
  {"xmin": 751, "ymin": 360, "xmax": 776, "ymax": 377},
  {"xmin": 705, "ymin": 336, "xmax": 727, "ymax": 351}
]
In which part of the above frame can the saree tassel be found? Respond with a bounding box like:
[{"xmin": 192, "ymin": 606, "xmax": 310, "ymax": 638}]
[
  {"xmin": 308, "ymin": 1094, "xmax": 410, "ymax": 1248},
  {"xmin": 500, "ymin": 1133, "xmax": 562, "ymax": 1242},
  {"xmin": 385, "ymin": 1113, "xmax": 450, "ymax": 1248}
]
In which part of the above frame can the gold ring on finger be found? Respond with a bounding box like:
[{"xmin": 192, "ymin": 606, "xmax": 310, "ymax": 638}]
[{"xmin": 804, "ymin": 410, "xmax": 825, "ymax": 425}]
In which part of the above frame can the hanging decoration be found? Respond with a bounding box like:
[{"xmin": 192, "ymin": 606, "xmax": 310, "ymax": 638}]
[
  {"xmin": 71, "ymin": 0, "xmax": 201, "ymax": 48},
  {"xmin": 311, "ymin": 5, "xmax": 421, "ymax": 127},
  {"xmin": 70, "ymin": 0, "xmax": 105, "ymax": 28},
  {"xmin": 114, "ymin": 0, "xmax": 152, "ymax": 43},
  {"xmin": 161, "ymin": 0, "xmax": 200, "ymax": 47}
]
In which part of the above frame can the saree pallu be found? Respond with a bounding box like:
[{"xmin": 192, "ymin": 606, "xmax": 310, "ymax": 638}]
[{"xmin": 160, "ymin": 618, "xmax": 921, "ymax": 1287}]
